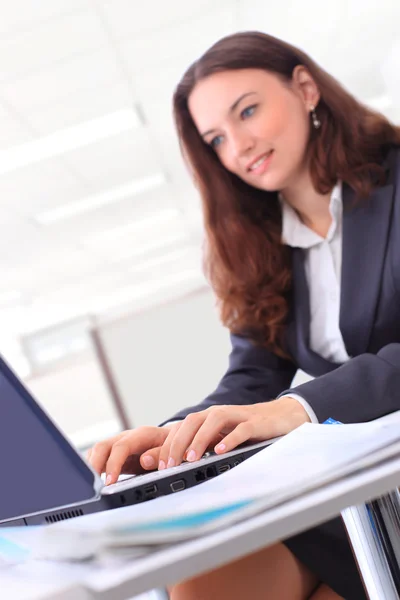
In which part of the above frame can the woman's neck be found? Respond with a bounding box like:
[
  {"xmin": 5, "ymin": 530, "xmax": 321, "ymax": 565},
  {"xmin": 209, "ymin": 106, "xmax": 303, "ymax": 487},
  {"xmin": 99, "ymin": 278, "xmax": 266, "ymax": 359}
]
[{"xmin": 280, "ymin": 170, "xmax": 333, "ymax": 238}]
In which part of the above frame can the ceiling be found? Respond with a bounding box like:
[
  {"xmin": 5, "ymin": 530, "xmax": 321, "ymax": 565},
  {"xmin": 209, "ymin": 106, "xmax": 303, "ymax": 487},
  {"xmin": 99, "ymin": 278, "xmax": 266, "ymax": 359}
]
[{"xmin": 0, "ymin": 0, "xmax": 399, "ymax": 369}]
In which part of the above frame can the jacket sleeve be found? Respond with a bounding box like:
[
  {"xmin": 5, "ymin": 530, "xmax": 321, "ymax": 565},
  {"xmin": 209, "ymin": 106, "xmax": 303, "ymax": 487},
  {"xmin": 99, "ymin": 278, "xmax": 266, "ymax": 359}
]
[
  {"xmin": 160, "ymin": 332, "xmax": 297, "ymax": 425},
  {"xmin": 278, "ymin": 343, "xmax": 400, "ymax": 423}
]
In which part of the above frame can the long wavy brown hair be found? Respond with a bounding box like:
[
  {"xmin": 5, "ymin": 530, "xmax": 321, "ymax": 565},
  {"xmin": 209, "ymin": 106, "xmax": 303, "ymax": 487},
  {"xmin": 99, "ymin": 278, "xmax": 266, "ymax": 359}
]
[{"xmin": 173, "ymin": 31, "xmax": 400, "ymax": 358}]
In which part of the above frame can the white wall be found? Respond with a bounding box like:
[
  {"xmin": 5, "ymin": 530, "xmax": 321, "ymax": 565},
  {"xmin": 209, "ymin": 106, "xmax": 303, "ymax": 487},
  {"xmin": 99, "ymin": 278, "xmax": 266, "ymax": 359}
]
[
  {"xmin": 95, "ymin": 288, "xmax": 312, "ymax": 428},
  {"xmin": 96, "ymin": 289, "xmax": 232, "ymax": 427}
]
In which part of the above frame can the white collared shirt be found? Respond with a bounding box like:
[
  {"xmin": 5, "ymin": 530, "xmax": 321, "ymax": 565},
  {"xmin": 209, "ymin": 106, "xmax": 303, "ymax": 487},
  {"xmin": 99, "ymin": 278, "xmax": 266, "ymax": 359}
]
[{"xmin": 279, "ymin": 181, "xmax": 350, "ymax": 422}]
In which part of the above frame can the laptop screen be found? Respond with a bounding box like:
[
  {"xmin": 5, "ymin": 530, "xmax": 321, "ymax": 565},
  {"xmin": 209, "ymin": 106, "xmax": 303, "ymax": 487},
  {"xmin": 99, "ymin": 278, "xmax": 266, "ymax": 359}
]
[{"xmin": 0, "ymin": 356, "xmax": 99, "ymax": 522}]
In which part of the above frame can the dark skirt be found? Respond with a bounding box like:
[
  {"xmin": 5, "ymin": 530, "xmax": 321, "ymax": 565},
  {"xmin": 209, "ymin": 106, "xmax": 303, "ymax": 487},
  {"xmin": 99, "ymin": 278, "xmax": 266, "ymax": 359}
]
[{"xmin": 283, "ymin": 517, "xmax": 368, "ymax": 599}]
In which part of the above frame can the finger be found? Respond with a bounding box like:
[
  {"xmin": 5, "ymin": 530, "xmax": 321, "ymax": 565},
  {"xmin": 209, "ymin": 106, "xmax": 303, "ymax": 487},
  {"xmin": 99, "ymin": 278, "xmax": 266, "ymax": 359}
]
[
  {"xmin": 157, "ymin": 422, "xmax": 185, "ymax": 469},
  {"xmin": 166, "ymin": 411, "xmax": 216, "ymax": 467},
  {"xmin": 86, "ymin": 448, "xmax": 92, "ymax": 462},
  {"xmin": 88, "ymin": 433, "xmax": 123, "ymax": 475},
  {"xmin": 214, "ymin": 421, "xmax": 254, "ymax": 454},
  {"xmin": 139, "ymin": 446, "xmax": 162, "ymax": 470},
  {"xmin": 185, "ymin": 409, "xmax": 240, "ymax": 462},
  {"xmin": 182, "ymin": 432, "xmax": 224, "ymax": 461},
  {"xmin": 105, "ymin": 427, "xmax": 169, "ymax": 484}
]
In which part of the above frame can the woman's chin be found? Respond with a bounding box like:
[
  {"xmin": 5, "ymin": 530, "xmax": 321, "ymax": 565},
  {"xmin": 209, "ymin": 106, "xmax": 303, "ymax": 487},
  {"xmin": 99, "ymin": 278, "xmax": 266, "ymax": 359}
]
[{"xmin": 249, "ymin": 174, "xmax": 285, "ymax": 193}]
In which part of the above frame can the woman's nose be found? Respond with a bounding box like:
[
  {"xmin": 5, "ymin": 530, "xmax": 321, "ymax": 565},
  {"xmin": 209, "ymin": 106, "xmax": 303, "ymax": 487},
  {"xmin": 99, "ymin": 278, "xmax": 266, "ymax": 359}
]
[{"xmin": 230, "ymin": 130, "xmax": 255, "ymax": 157}]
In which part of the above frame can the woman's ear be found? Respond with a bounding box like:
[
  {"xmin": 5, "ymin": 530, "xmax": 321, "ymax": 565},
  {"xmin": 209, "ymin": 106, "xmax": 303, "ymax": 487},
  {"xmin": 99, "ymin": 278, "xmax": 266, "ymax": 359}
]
[{"xmin": 292, "ymin": 65, "xmax": 320, "ymax": 110}]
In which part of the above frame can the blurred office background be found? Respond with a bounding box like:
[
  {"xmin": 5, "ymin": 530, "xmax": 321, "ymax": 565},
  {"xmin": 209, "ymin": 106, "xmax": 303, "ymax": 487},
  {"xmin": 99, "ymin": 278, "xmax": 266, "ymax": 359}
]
[{"xmin": 0, "ymin": 0, "xmax": 399, "ymax": 452}]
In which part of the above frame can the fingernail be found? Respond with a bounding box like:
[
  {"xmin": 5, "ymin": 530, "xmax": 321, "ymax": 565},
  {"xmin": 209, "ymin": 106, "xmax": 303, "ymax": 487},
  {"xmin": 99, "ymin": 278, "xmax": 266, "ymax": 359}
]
[
  {"xmin": 187, "ymin": 450, "xmax": 196, "ymax": 462},
  {"xmin": 167, "ymin": 457, "xmax": 175, "ymax": 468},
  {"xmin": 216, "ymin": 443, "xmax": 226, "ymax": 453},
  {"xmin": 158, "ymin": 460, "xmax": 166, "ymax": 470},
  {"xmin": 106, "ymin": 474, "xmax": 113, "ymax": 485},
  {"xmin": 142, "ymin": 455, "xmax": 155, "ymax": 468}
]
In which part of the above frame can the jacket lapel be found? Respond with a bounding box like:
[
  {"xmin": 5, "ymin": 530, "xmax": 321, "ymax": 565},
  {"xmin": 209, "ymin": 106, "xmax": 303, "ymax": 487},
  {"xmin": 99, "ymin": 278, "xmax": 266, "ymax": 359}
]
[
  {"xmin": 286, "ymin": 149, "xmax": 397, "ymax": 370},
  {"xmin": 339, "ymin": 175, "xmax": 395, "ymax": 357}
]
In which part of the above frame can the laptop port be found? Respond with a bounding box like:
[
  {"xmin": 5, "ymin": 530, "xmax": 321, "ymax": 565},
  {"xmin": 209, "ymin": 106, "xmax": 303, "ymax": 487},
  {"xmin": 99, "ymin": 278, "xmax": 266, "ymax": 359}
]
[
  {"xmin": 195, "ymin": 469, "xmax": 206, "ymax": 482},
  {"xmin": 206, "ymin": 466, "xmax": 217, "ymax": 478},
  {"xmin": 217, "ymin": 464, "xmax": 231, "ymax": 474},
  {"xmin": 144, "ymin": 484, "xmax": 158, "ymax": 496},
  {"xmin": 170, "ymin": 479, "xmax": 186, "ymax": 493}
]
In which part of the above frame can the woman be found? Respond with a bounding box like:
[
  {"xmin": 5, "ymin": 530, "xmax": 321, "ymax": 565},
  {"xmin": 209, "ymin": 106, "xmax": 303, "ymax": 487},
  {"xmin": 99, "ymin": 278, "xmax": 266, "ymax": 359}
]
[{"xmin": 88, "ymin": 31, "xmax": 400, "ymax": 599}]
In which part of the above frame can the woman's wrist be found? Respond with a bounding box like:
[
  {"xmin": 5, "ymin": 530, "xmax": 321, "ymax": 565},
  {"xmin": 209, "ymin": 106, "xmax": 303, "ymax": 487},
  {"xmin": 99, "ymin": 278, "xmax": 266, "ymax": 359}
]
[{"xmin": 272, "ymin": 395, "xmax": 312, "ymax": 432}]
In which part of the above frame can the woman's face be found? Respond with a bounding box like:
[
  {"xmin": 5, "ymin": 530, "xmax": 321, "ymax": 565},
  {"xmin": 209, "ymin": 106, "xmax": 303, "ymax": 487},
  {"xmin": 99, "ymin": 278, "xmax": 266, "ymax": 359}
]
[{"xmin": 188, "ymin": 67, "xmax": 319, "ymax": 192}]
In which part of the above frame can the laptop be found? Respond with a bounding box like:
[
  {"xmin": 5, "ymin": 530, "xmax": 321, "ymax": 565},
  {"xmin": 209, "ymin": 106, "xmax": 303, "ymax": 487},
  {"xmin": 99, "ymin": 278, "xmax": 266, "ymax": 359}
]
[{"xmin": 0, "ymin": 354, "xmax": 276, "ymax": 527}]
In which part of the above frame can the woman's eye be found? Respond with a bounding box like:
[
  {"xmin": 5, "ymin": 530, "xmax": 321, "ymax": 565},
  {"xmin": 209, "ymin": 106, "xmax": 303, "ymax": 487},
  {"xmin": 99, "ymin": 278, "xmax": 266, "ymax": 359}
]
[
  {"xmin": 210, "ymin": 135, "xmax": 224, "ymax": 149},
  {"xmin": 240, "ymin": 105, "xmax": 257, "ymax": 119}
]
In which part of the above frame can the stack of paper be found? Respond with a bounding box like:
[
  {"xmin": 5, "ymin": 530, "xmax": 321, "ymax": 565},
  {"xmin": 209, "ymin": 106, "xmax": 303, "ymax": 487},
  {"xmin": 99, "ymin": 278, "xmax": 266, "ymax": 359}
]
[{"xmin": 2, "ymin": 414, "xmax": 400, "ymax": 565}]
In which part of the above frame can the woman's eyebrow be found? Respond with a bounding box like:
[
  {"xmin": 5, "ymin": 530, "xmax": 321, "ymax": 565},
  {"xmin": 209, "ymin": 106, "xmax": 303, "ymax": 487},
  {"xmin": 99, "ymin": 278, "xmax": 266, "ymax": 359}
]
[
  {"xmin": 200, "ymin": 91, "xmax": 258, "ymax": 138},
  {"xmin": 229, "ymin": 91, "xmax": 257, "ymax": 113}
]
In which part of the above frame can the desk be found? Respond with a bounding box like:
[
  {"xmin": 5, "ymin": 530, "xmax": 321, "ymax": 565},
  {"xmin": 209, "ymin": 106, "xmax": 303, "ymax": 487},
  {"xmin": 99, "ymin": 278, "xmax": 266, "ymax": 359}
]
[{"xmin": 4, "ymin": 450, "xmax": 400, "ymax": 599}]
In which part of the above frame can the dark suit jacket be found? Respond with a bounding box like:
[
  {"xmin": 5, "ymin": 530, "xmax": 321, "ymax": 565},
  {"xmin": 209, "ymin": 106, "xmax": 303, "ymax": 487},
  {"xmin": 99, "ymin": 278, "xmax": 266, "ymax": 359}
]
[{"xmin": 167, "ymin": 146, "xmax": 400, "ymax": 425}]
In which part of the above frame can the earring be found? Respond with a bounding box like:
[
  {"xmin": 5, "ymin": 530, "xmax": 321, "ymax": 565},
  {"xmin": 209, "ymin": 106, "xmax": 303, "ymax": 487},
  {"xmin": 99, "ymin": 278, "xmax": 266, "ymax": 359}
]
[{"xmin": 310, "ymin": 105, "xmax": 321, "ymax": 129}]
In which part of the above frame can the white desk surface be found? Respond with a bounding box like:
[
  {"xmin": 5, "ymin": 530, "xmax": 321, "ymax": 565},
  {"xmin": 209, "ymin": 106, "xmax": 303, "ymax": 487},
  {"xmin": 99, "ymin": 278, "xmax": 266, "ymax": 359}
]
[{"xmin": 4, "ymin": 451, "xmax": 400, "ymax": 600}]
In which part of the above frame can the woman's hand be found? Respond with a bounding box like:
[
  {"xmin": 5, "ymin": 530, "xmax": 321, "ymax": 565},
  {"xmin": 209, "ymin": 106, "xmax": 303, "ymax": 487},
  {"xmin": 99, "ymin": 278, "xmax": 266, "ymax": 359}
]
[
  {"xmin": 157, "ymin": 397, "xmax": 309, "ymax": 472},
  {"xmin": 87, "ymin": 425, "xmax": 171, "ymax": 485},
  {"xmin": 87, "ymin": 397, "xmax": 309, "ymax": 485}
]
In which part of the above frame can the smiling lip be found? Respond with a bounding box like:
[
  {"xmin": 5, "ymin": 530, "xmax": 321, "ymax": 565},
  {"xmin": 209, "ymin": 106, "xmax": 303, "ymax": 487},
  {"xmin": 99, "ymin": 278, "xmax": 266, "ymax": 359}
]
[{"xmin": 247, "ymin": 150, "xmax": 274, "ymax": 174}]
